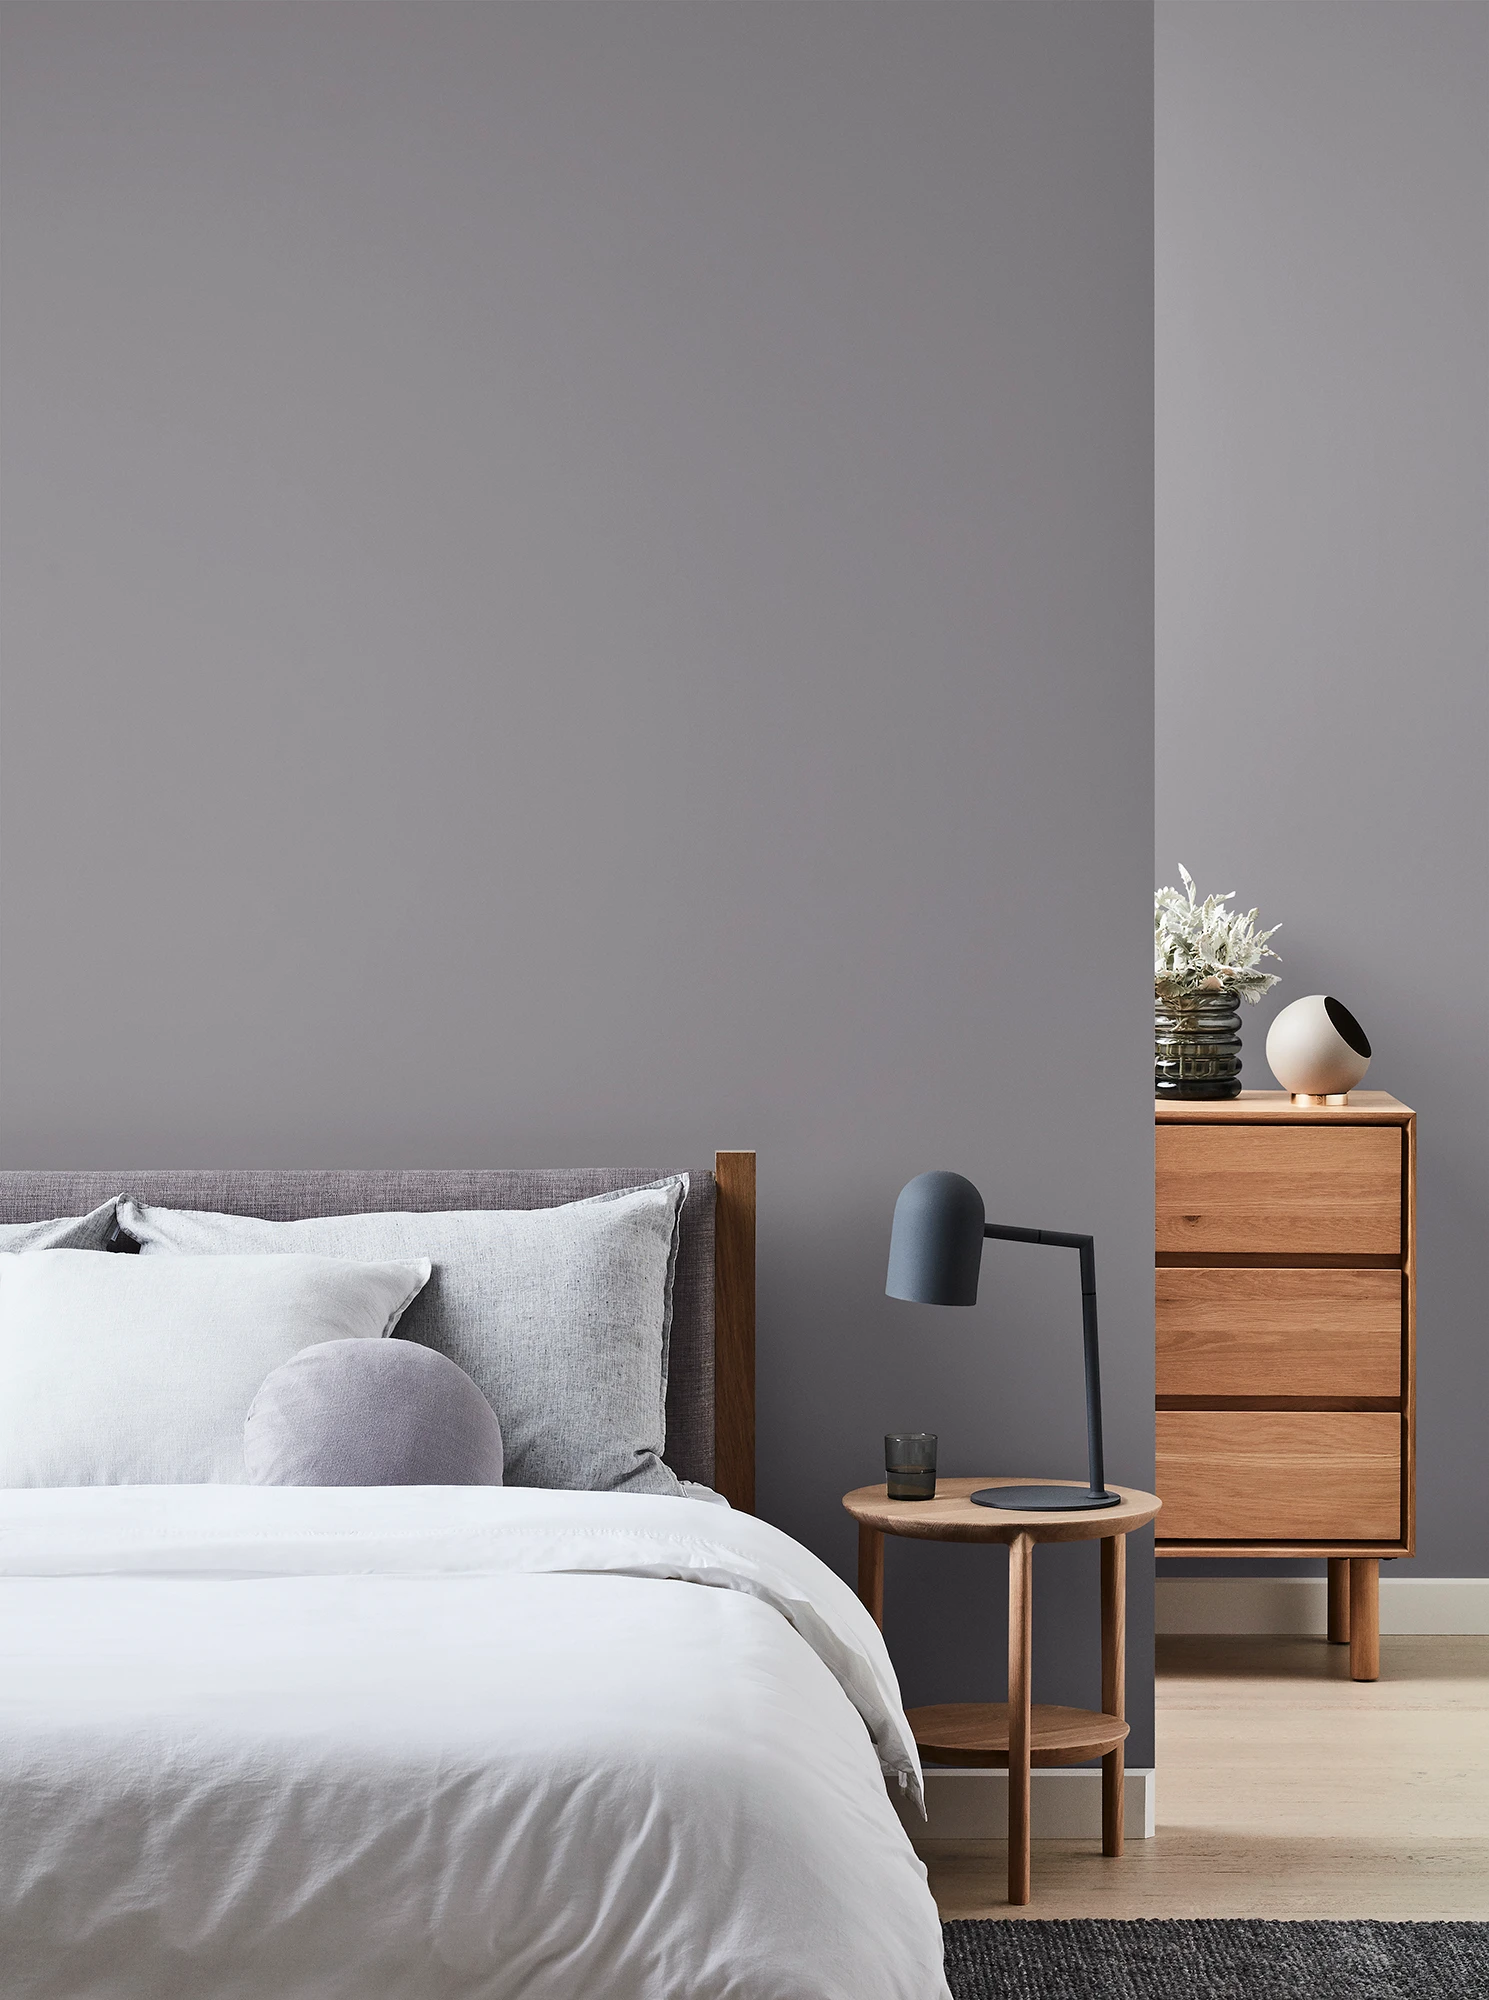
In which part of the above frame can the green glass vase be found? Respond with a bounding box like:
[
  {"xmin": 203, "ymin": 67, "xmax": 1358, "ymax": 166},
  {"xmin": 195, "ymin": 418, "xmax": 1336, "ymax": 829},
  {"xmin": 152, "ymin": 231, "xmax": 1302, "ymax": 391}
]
[{"xmin": 1155, "ymin": 988, "xmax": 1243, "ymax": 1100}]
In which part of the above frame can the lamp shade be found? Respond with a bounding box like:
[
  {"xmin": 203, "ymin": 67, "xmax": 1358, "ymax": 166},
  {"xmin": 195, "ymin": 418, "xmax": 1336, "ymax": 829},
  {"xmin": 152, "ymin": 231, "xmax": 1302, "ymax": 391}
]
[{"xmin": 885, "ymin": 1171, "xmax": 986, "ymax": 1306}]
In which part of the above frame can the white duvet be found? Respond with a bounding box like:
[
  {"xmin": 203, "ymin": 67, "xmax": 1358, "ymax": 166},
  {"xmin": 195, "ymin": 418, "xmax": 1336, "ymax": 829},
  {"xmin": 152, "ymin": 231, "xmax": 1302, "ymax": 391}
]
[{"xmin": 0, "ymin": 1486, "xmax": 950, "ymax": 2000}]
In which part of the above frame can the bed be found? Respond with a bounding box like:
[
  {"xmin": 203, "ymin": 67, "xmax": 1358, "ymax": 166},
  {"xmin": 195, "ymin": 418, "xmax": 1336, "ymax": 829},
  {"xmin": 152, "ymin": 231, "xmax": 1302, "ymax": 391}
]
[{"xmin": 0, "ymin": 1159, "xmax": 950, "ymax": 2000}]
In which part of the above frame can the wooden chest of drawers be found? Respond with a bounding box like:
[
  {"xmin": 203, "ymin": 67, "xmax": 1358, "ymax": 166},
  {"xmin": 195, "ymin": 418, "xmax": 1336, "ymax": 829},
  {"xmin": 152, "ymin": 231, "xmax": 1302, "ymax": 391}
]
[{"xmin": 1154, "ymin": 1091, "xmax": 1415, "ymax": 1679}]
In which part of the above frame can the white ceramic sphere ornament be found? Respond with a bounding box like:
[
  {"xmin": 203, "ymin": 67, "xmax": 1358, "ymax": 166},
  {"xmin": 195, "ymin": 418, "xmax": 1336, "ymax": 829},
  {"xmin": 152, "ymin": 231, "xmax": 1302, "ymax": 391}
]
[{"xmin": 1265, "ymin": 994, "xmax": 1372, "ymax": 1103}]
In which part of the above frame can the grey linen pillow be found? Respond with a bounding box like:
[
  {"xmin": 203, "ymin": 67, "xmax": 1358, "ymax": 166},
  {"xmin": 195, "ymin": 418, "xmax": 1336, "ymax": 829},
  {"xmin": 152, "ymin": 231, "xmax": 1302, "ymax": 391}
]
[
  {"xmin": 117, "ymin": 1177, "xmax": 688, "ymax": 1495},
  {"xmin": 246, "ymin": 1339, "xmax": 504, "ymax": 1487},
  {"xmin": 0, "ymin": 1199, "xmax": 119, "ymax": 1252}
]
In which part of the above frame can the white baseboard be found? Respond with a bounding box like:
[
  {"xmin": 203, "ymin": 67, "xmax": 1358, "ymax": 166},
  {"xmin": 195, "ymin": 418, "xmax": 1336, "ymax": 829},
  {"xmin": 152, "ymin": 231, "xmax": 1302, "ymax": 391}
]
[
  {"xmin": 896, "ymin": 1766, "xmax": 1155, "ymax": 1844},
  {"xmin": 1156, "ymin": 1575, "xmax": 1489, "ymax": 1637}
]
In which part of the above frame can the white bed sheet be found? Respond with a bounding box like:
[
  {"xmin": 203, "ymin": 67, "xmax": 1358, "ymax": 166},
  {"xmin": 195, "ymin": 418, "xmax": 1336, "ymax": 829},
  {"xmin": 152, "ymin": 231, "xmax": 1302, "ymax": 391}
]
[{"xmin": 0, "ymin": 1485, "xmax": 950, "ymax": 2000}]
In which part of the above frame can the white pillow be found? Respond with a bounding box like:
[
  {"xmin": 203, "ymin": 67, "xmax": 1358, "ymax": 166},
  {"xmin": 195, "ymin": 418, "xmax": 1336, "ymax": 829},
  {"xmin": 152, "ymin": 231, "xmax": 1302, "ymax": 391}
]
[{"xmin": 0, "ymin": 1250, "xmax": 431, "ymax": 1486}]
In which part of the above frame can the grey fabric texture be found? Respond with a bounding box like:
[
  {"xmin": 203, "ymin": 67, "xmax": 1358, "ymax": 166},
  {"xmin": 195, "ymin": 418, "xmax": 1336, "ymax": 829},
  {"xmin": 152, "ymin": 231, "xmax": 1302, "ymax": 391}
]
[
  {"xmin": 118, "ymin": 1177, "xmax": 689, "ymax": 1495},
  {"xmin": 0, "ymin": 1199, "xmax": 118, "ymax": 1252},
  {"xmin": 0, "ymin": 1171, "xmax": 716, "ymax": 1486},
  {"xmin": 941, "ymin": 1919, "xmax": 1489, "ymax": 2000},
  {"xmin": 245, "ymin": 1338, "xmax": 504, "ymax": 1489}
]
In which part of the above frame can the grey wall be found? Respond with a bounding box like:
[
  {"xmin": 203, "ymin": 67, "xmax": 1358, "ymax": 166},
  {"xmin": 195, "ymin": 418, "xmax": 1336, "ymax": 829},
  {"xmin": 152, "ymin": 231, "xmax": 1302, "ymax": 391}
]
[
  {"xmin": 2, "ymin": 2, "xmax": 1156, "ymax": 1750},
  {"xmin": 1157, "ymin": 1, "xmax": 1488, "ymax": 1578}
]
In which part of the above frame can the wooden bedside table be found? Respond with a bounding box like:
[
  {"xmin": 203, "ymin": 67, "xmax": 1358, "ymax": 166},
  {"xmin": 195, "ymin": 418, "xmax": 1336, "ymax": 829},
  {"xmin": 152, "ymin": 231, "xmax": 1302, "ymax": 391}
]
[
  {"xmin": 843, "ymin": 1476, "xmax": 1161, "ymax": 1906},
  {"xmin": 1156, "ymin": 1091, "xmax": 1415, "ymax": 1680}
]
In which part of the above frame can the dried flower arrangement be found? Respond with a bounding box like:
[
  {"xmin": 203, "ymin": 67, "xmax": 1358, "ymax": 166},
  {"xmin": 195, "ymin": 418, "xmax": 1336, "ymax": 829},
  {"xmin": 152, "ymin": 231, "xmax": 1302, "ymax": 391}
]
[{"xmin": 1155, "ymin": 865, "xmax": 1281, "ymax": 1004}]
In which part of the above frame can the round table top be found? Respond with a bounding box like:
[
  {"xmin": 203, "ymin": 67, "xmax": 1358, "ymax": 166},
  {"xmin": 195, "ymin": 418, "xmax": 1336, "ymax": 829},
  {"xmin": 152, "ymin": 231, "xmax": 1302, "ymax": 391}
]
[{"xmin": 842, "ymin": 1476, "xmax": 1161, "ymax": 1542}]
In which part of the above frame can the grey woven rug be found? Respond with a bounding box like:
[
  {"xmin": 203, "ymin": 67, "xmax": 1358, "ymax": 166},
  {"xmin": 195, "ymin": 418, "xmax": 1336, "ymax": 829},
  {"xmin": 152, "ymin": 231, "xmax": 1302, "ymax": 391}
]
[{"xmin": 942, "ymin": 1919, "xmax": 1487, "ymax": 1999}]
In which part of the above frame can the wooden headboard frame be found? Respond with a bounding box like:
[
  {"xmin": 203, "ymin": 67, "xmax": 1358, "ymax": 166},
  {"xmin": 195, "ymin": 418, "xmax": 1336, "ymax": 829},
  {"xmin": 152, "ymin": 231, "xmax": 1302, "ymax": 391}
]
[{"xmin": 713, "ymin": 1151, "xmax": 756, "ymax": 1513}]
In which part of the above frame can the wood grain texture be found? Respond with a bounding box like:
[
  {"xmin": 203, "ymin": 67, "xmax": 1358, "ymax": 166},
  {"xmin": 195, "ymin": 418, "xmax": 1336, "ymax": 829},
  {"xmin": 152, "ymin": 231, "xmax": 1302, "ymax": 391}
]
[
  {"xmin": 1156, "ymin": 1124, "xmax": 1402, "ymax": 1256},
  {"xmin": 857, "ymin": 1523, "xmax": 884, "ymax": 1630},
  {"xmin": 1007, "ymin": 1532, "xmax": 1033, "ymax": 1906},
  {"xmin": 909, "ymin": 1702, "xmax": 1128, "ymax": 1767},
  {"xmin": 1101, "ymin": 1534, "xmax": 1126, "ymax": 1858},
  {"xmin": 1156, "ymin": 1410, "xmax": 1401, "ymax": 1541},
  {"xmin": 842, "ymin": 1478, "xmax": 1161, "ymax": 1545},
  {"xmin": 713, "ymin": 1150, "xmax": 755, "ymax": 1513},
  {"xmin": 845, "ymin": 1481, "xmax": 1146, "ymax": 1903},
  {"xmin": 1156, "ymin": 1267, "xmax": 1402, "ymax": 1398},
  {"xmin": 1157, "ymin": 1540, "xmax": 1408, "ymax": 1558},
  {"xmin": 1403, "ymin": 1113, "xmax": 1417, "ymax": 1556},
  {"xmin": 1350, "ymin": 1559, "xmax": 1380, "ymax": 1682},
  {"xmin": 924, "ymin": 1635, "xmax": 1489, "ymax": 1923},
  {"xmin": 1328, "ymin": 1558, "xmax": 1351, "ymax": 1645},
  {"xmin": 1152, "ymin": 1104, "xmax": 1415, "ymax": 1564},
  {"xmin": 1157, "ymin": 1252, "xmax": 1402, "ymax": 1269},
  {"xmin": 1158, "ymin": 1397, "xmax": 1399, "ymax": 1412},
  {"xmin": 1155, "ymin": 1090, "xmax": 1413, "ymax": 1124}
]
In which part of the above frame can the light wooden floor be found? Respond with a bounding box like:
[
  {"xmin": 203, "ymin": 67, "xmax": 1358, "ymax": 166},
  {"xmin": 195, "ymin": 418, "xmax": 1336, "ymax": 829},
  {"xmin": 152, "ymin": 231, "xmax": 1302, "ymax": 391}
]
[{"xmin": 924, "ymin": 1634, "xmax": 1489, "ymax": 1922}]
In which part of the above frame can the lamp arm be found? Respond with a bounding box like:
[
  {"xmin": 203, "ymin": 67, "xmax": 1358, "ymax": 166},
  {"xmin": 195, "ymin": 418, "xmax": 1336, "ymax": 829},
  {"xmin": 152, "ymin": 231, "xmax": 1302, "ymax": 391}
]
[{"xmin": 983, "ymin": 1223, "xmax": 1108, "ymax": 1499}]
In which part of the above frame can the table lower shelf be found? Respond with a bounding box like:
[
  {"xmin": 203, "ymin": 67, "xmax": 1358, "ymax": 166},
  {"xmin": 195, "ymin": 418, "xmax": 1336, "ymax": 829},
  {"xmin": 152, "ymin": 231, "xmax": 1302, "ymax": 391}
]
[{"xmin": 908, "ymin": 1702, "xmax": 1128, "ymax": 1768}]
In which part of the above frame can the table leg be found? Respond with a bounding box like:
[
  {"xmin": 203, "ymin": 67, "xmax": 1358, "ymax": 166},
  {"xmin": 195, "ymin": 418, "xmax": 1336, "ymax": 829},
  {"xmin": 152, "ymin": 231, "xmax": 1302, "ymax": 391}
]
[
  {"xmin": 1349, "ymin": 1558, "xmax": 1379, "ymax": 1681},
  {"xmin": 857, "ymin": 1524, "xmax": 884, "ymax": 1630},
  {"xmin": 1327, "ymin": 1558, "xmax": 1351, "ymax": 1645},
  {"xmin": 1007, "ymin": 1531, "xmax": 1033, "ymax": 1906},
  {"xmin": 1100, "ymin": 1533, "xmax": 1126, "ymax": 1858}
]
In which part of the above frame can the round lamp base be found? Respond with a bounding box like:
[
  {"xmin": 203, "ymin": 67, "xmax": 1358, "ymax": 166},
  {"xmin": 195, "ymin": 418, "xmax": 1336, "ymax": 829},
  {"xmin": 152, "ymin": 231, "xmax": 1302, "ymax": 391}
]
[{"xmin": 971, "ymin": 1484, "xmax": 1123, "ymax": 1512}]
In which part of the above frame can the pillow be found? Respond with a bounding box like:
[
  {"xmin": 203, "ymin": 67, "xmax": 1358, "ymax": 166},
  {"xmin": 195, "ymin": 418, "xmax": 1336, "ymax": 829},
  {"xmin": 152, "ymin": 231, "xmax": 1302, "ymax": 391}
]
[
  {"xmin": 0, "ymin": 1250, "xmax": 431, "ymax": 1486},
  {"xmin": 245, "ymin": 1339, "xmax": 504, "ymax": 1487},
  {"xmin": 117, "ymin": 1179, "xmax": 687, "ymax": 1495},
  {"xmin": 0, "ymin": 1199, "xmax": 119, "ymax": 1253}
]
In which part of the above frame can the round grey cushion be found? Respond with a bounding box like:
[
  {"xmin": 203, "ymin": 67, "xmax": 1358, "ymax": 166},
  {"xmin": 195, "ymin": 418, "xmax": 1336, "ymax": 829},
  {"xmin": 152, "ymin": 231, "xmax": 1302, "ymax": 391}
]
[{"xmin": 245, "ymin": 1339, "xmax": 504, "ymax": 1487}]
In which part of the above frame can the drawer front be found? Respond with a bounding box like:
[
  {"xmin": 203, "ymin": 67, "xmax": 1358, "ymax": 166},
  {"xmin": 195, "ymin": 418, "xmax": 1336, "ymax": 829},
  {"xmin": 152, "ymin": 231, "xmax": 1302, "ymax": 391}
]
[
  {"xmin": 1156, "ymin": 1124, "xmax": 1401, "ymax": 1256},
  {"xmin": 1156, "ymin": 1410, "xmax": 1401, "ymax": 1541},
  {"xmin": 1156, "ymin": 1268, "xmax": 1402, "ymax": 1398}
]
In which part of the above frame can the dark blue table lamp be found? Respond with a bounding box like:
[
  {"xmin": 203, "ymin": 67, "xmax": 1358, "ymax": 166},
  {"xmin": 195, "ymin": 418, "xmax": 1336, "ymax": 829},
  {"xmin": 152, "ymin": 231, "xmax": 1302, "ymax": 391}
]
[{"xmin": 885, "ymin": 1170, "xmax": 1121, "ymax": 1511}]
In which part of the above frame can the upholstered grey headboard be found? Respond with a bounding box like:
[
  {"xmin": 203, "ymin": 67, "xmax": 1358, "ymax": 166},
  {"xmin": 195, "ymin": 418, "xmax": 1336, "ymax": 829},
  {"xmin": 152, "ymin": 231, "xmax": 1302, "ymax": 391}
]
[{"xmin": 0, "ymin": 1163, "xmax": 756, "ymax": 1502}]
